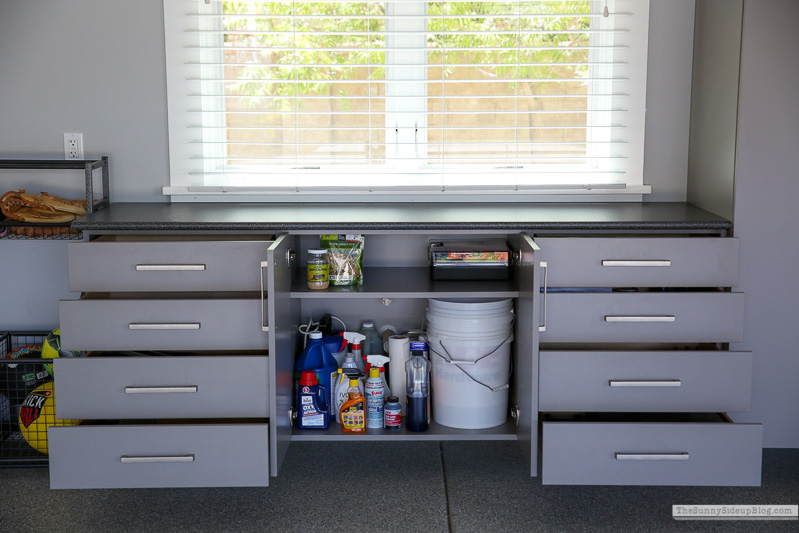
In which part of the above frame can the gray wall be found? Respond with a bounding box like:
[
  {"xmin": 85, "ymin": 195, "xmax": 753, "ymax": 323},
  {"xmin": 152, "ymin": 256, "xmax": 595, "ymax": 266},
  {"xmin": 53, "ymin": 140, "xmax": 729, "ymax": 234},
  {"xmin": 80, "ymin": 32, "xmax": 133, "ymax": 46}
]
[{"xmin": 729, "ymin": 0, "xmax": 799, "ymax": 447}]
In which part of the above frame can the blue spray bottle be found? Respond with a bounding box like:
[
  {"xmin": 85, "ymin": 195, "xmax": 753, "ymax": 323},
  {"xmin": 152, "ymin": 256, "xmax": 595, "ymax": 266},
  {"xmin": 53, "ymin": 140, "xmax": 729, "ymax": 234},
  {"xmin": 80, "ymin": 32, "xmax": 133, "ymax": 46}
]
[
  {"xmin": 295, "ymin": 331, "xmax": 338, "ymax": 421},
  {"xmin": 297, "ymin": 370, "xmax": 329, "ymax": 429}
]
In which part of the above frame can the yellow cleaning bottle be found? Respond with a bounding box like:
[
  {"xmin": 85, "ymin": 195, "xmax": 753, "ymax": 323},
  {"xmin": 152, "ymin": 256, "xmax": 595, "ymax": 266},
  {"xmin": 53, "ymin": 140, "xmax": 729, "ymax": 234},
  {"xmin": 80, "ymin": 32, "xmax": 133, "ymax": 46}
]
[{"xmin": 339, "ymin": 378, "xmax": 366, "ymax": 433}]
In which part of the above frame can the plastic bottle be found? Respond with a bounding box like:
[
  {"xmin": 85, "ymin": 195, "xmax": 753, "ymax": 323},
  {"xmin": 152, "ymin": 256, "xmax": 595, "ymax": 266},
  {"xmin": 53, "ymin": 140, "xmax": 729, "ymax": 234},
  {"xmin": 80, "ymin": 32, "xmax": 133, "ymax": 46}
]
[
  {"xmin": 297, "ymin": 370, "xmax": 329, "ymax": 429},
  {"xmin": 359, "ymin": 321, "xmax": 383, "ymax": 355},
  {"xmin": 366, "ymin": 354, "xmax": 391, "ymax": 400},
  {"xmin": 333, "ymin": 369, "xmax": 348, "ymax": 423},
  {"xmin": 294, "ymin": 331, "xmax": 338, "ymax": 421},
  {"xmin": 365, "ymin": 367, "xmax": 385, "ymax": 429},
  {"xmin": 384, "ymin": 396, "xmax": 402, "ymax": 431},
  {"xmin": 340, "ymin": 378, "xmax": 366, "ymax": 433},
  {"xmin": 405, "ymin": 343, "xmax": 431, "ymax": 432}
]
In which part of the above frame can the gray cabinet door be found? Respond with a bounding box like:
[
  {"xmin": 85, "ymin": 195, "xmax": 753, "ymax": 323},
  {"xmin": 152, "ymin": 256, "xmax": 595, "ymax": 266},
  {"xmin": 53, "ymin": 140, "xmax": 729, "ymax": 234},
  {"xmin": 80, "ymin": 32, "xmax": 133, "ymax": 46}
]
[
  {"xmin": 49, "ymin": 424, "xmax": 270, "ymax": 489},
  {"xmin": 540, "ymin": 292, "xmax": 745, "ymax": 343},
  {"xmin": 539, "ymin": 351, "xmax": 753, "ymax": 412},
  {"xmin": 68, "ymin": 239, "xmax": 274, "ymax": 292},
  {"xmin": 536, "ymin": 237, "xmax": 739, "ymax": 287},
  {"xmin": 267, "ymin": 234, "xmax": 300, "ymax": 477},
  {"xmin": 54, "ymin": 356, "xmax": 269, "ymax": 419},
  {"xmin": 508, "ymin": 233, "xmax": 540, "ymax": 477},
  {"xmin": 542, "ymin": 421, "xmax": 762, "ymax": 486},
  {"xmin": 60, "ymin": 298, "xmax": 269, "ymax": 351}
]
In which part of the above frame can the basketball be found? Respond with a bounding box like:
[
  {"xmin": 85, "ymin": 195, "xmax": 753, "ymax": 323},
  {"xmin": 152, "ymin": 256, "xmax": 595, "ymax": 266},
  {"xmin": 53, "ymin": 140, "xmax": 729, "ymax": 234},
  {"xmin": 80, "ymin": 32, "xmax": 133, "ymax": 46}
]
[{"xmin": 18, "ymin": 382, "xmax": 79, "ymax": 454}]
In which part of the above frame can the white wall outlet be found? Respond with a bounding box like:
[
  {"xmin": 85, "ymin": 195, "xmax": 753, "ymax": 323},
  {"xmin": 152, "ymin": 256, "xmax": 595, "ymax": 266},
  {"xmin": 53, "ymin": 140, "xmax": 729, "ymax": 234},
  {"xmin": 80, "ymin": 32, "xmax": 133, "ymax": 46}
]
[{"xmin": 63, "ymin": 133, "xmax": 84, "ymax": 160}]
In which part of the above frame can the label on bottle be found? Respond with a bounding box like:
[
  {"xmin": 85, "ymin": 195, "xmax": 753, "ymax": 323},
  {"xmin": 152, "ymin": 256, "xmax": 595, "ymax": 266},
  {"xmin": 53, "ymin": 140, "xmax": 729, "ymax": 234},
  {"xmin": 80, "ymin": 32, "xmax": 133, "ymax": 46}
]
[
  {"xmin": 384, "ymin": 406, "xmax": 402, "ymax": 429},
  {"xmin": 299, "ymin": 392, "xmax": 326, "ymax": 427},
  {"xmin": 341, "ymin": 400, "xmax": 365, "ymax": 431},
  {"xmin": 307, "ymin": 263, "xmax": 329, "ymax": 282}
]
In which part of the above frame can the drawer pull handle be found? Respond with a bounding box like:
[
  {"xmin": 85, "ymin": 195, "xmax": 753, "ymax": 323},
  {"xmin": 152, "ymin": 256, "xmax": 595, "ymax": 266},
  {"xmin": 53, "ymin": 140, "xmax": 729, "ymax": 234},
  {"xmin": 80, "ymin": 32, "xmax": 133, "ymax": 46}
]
[
  {"xmin": 615, "ymin": 453, "xmax": 689, "ymax": 461},
  {"xmin": 539, "ymin": 261, "xmax": 548, "ymax": 332},
  {"xmin": 120, "ymin": 455, "xmax": 195, "ymax": 464},
  {"xmin": 125, "ymin": 386, "xmax": 199, "ymax": 394},
  {"xmin": 609, "ymin": 380, "xmax": 681, "ymax": 387},
  {"xmin": 260, "ymin": 260, "xmax": 270, "ymax": 333},
  {"xmin": 128, "ymin": 323, "xmax": 201, "ymax": 330},
  {"xmin": 602, "ymin": 260, "xmax": 671, "ymax": 267},
  {"xmin": 135, "ymin": 264, "xmax": 206, "ymax": 271},
  {"xmin": 604, "ymin": 315, "xmax": 676, "ymax": 323}
]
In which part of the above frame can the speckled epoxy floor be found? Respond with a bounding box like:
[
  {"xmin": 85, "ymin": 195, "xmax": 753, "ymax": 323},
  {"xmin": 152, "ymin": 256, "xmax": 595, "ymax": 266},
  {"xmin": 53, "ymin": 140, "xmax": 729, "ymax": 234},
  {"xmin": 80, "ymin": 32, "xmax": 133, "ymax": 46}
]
[{"xmin": 0, "ymin": 442, "xmax": 797, "ymax": 533}]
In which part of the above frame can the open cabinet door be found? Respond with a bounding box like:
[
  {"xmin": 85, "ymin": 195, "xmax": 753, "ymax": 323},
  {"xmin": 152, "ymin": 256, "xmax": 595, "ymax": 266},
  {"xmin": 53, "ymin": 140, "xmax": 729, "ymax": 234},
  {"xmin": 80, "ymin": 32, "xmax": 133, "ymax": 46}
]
[
  {"xmin": 508, "ymin": 233, "xmax": 540, "ymax": 476},
  {"xmin": 267, "ymin": 233, "xmax": 300, "ymax": 476}
]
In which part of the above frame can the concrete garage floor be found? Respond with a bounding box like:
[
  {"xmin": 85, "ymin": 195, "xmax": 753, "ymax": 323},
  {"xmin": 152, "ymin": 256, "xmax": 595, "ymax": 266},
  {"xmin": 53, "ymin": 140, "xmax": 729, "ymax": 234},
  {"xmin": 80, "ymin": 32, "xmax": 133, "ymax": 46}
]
[{"xmin": 0, "ymin": 442, "xmax": 797, "ymax": 532}]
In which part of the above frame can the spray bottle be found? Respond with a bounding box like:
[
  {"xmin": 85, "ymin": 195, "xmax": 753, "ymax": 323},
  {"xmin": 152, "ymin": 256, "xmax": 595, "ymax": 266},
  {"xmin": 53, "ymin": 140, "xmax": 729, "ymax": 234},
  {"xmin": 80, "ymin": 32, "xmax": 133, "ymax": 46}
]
[
  {"xmin": 341, "ymin": 332, "xmax": 366, "ymax": 373},
  {"xmin": 366, "ymin": 355, "xmax": 391, "ymax": 399},
  {"xmin": 365, "ymin": 367, "xmax": 384, "ymax": 428},
  {"xmin": 340, "ymin": 378, "xmax": 366, "ymax": 433}
]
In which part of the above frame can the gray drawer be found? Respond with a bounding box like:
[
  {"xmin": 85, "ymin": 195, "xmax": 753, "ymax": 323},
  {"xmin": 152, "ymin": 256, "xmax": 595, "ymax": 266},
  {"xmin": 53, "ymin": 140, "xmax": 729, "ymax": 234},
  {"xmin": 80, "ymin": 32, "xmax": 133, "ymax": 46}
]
[
  {"xmin": 68, "ymin": 237, "xmax": 272, "ymax": 292},
  {"xmin": 49, "ymin": 424, "xmax": 270, "ymax": 489},
  {"xmin": 542, "ymin": 420, "xmax": 762, "ymax": 485},
  {"xmin": 540, "ymin": 292, "xmax": 744, "ymax": 343},
  {"xmin": 54, "ymin": 356, "xmax": 269, "ymax": 419},
  {"xmin": 539, "ymin": 351, "xmax": 753, "ymax": 412},
  {"xmin": 59, "ymin": 298, "xmax": 268, "ymax": 351},
  {"xmin": 536, "ymin": 237, "xmax": 739, "ymax": 287}
]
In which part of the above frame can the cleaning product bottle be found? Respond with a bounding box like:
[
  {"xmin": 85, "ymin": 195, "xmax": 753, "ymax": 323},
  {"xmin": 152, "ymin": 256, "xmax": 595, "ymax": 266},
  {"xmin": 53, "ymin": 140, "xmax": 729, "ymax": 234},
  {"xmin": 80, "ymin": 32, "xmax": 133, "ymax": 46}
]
[
  {"xmin": 365, "ymin": 367, "xmax": 385, "ymax": 428},
  {"xmin": 384, "ymin": 395, "xmax": 402, "ymax": 431},
  {"xmin": 297, "ymin": 370, "xmax": 329, "ymax": 429},
  {"xmin": 366, "ymin": 355, "xmax": 391, "ymax": 400},
  {"xmin": 405, "ymin": 342, "xmax": 431, "ymax": 432},
  {"xmin": 340, "ymin": 378, "xmax": 366, "ymax": 433},
  {"xmin": 359, "ymin": 321, "xmax": 383, "ymax": 355},
  {"xmin": 340, "ymin": 352, "xmax": 365, "ymax": 395},
  {"xmin": 294, "ymin": 331, "xmax": 338, "ymax": 421},
  {"xmin": 333, "ymin": 368, "xmax": 348, "ymax": 423},
  {"xmin": 341, "ymin": 332, "xmax": 367, "ymax": 372}
]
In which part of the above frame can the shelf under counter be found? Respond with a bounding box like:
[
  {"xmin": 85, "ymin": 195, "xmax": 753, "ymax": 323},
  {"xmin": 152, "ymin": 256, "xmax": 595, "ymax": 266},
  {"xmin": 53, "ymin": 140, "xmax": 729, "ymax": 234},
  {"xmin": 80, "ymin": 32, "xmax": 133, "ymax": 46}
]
[
  {"xmin": 290, "ymin": 267, "xmax": 519, "ymax": 299},
  {"xmin": 292, "ymin": 419, "xmax": 518, "ymax": 441}
]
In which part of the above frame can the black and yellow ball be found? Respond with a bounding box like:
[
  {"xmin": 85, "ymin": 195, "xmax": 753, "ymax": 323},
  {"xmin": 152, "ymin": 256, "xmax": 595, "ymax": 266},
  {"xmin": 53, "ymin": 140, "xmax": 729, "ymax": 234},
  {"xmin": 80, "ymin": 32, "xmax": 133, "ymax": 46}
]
[
  {"xmin": 18, "ymin": 382, "xmax": 79, "ymax": 454},
  {"xmin": 42, "ymin": 328, "xmax": 82, "ymax": 376}
]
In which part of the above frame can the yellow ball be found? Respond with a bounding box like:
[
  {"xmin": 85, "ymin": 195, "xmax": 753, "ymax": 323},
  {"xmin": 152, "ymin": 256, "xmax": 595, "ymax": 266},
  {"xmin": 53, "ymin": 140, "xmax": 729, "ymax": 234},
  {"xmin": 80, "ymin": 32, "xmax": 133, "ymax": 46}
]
[{"xmin": 18, "ymin": 382, "xmax": 79, "ymax": 454}]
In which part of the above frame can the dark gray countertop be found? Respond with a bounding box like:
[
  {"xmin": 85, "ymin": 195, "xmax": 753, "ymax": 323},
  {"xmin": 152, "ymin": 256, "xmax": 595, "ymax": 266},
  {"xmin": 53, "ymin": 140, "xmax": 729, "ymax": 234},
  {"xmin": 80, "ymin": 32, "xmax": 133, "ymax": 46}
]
[{"xmin": 72, "ymin": 202, "xmax": 731, "ymax": 232}]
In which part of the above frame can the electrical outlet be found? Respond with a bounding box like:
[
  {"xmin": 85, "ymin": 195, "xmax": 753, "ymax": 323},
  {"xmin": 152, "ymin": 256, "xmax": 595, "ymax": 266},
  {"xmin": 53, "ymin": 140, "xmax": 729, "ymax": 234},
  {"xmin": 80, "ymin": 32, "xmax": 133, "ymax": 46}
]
[{"xmin": 63, "ymin": 133, "xmax": 84, "ymax": 160}]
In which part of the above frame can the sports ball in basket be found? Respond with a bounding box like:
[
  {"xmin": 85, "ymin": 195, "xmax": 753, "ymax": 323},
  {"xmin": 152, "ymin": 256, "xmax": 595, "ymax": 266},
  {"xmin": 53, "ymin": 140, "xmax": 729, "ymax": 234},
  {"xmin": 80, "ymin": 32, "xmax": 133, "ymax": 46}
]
[
  {"xmin": 18, "ymin": 382, "xmax": 79, "ymax": 454},
  {"xmin": 42, "ymin": 329, "xmax": 82, "ymax": 376}
]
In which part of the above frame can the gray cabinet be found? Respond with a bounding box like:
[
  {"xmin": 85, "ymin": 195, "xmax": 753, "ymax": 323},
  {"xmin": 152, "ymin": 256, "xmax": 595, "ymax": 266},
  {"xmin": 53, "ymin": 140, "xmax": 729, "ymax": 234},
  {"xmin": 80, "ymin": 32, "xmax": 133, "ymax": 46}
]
[{"xmin": 536, "ymin": 235, "xmax": 762, "ymax": 486}]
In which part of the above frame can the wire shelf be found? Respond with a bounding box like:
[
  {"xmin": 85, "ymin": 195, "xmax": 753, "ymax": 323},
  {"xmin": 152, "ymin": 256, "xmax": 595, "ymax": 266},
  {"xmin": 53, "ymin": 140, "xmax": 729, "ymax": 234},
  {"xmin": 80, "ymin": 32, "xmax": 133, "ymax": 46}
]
[{"xmin": 0, "ymin": 332, "xmax": 54, "ymax": 467}]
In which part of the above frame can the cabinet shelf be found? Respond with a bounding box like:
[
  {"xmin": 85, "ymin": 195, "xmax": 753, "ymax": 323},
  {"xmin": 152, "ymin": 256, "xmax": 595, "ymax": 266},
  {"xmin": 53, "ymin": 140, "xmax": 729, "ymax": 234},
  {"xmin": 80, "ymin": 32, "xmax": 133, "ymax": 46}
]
[
  {"xmin": 291, "ymin": 419, "xmax": 518, "ymax": 441},
  {"xmin": 290, "ymin": 267, "xmax": 519, "ymax": 299}
]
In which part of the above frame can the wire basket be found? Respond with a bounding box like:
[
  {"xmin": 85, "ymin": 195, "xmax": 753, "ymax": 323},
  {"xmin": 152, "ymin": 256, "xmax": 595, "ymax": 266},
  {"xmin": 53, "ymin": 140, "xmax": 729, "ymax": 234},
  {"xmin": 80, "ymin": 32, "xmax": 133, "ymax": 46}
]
[{"xmin": 0, "ymin": 332, "xmax": 54, "ymax": 466}]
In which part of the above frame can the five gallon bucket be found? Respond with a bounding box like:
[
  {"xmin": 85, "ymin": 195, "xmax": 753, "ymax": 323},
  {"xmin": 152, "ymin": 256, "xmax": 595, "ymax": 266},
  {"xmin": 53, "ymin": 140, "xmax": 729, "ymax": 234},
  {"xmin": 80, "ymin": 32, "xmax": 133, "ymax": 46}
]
[{"xmin": 426, "ymin": 298, "xmax": 513, "ymax": 429}]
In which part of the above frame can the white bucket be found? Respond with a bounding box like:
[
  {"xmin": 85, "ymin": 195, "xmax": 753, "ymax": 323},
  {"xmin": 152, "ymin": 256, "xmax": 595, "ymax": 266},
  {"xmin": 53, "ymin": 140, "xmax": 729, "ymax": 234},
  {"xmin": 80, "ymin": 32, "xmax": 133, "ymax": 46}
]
[
  {"xmin": 428, "ymin": 298, "xmax": 512, "ymax": 313},
  {"xmin": 426, "ymin": 312, "xmax": 513, "ymax": 333},
  {"xmin": 427, "ymin": 326, "xmax": 513, "ymax": 430}
]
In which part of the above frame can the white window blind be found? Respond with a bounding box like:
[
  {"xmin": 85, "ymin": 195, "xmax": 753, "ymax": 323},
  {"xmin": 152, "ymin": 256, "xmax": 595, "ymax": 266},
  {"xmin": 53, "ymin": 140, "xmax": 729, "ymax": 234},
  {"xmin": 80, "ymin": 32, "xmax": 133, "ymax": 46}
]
[{"xmin": 163, "ymin": 0, "xmax": 651, "ymax": 198}]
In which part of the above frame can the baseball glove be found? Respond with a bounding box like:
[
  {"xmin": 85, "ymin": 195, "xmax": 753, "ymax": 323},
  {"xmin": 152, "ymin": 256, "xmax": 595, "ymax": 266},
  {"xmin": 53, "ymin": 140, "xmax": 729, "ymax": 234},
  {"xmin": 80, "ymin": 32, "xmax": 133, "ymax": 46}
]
[{"xmin": 0, "ymin": 189, "xmax": 87, "ymax": 224}]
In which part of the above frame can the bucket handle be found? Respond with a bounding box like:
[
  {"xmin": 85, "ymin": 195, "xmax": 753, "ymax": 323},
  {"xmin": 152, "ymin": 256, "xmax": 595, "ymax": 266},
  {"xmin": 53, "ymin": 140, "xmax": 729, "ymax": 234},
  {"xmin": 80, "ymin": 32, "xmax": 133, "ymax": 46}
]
[{"xmin": 426, "ymin": 331, "xmax": 513, "ymax": 393}]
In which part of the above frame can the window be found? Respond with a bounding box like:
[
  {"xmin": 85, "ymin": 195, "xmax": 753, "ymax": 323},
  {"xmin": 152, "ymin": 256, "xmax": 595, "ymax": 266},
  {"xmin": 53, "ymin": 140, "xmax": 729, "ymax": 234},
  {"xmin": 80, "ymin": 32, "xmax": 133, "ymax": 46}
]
[{"xmin": 163, "ymin": 0, "xmax": 651, "ymax": 199}]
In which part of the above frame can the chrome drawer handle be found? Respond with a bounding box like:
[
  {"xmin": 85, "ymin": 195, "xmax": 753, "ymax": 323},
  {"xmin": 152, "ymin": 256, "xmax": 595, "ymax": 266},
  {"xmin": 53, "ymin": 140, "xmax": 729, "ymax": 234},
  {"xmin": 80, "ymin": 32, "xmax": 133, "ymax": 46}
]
[
  {"xmin": 260, "ymin": 260, "xmax": 270, "ymax": 333},
  {"xmin": 128, "ymin": 323, "xmax": 201, "ymax": 330},
  {"xmin": 604, "ymin": 315, "xmax": 676, "ymax": 323},
  {"xmin": 120, "ymin": 455, "xmax": 195, "ymax": 464},
  {"xmin": 125, "ymin": 386, "xmax": 199, "ymax": 394},
  {"xmin": 602, "ymin": 260, "xmax": 671, "ymax": 267},
  {"xmin": 615, "ymin": 453, "xmax": 689, "ymax": 461},
  {"xmin": 135, "ymin": 264, "xmax": 206, "ymax": 271},
  {"xmin": 539, "ymin": 261, "xmax": 548, "ymax": 332},
  {"xmin": 609, "ymin": 380, "xmax": 681, "ymax": 387}
]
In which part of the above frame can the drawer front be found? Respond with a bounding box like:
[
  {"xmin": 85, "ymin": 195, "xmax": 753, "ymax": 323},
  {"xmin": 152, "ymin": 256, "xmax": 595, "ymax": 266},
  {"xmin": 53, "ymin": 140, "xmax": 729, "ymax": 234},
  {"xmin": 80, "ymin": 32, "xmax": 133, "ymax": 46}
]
[
  {"xmin": 68, "ymin": 239, "xmax": 272, "ymax": 292},
  {"xmin": 536, "ymin": 237, "xmax": 739, "ymax": 287},
  {"xmin": 542, "ymin": 421, "xmax": 762, "ymax": 485},
  {"xmin": 60, "ymin": 299, "xmax": 268, "ymax": 351},
  {"xmin": 539, "ymin": 351, "xmax": 753, "ymax": 412},
  {"xmin": 49, "ymin": 424, "xmax": 270, "ymax": 489},
  {"xmin": 54, "ymin": 356, "xmax": 269, "ymax": 419},
  {"xmin": 540, "ymin": 292, "xmax": 744, "ymax": 343}
]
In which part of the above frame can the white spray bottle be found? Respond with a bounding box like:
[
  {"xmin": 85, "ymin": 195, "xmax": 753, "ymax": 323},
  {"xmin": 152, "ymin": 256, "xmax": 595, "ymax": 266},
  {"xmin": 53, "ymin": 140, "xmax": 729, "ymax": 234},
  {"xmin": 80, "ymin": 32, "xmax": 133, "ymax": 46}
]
[
  {"xmin": 341, "ymin": 332, "xmax": 366, "ymax": 373},
  {"xmin": 366, "ymin": 355, "xmax": 391, "ymax": 399}
]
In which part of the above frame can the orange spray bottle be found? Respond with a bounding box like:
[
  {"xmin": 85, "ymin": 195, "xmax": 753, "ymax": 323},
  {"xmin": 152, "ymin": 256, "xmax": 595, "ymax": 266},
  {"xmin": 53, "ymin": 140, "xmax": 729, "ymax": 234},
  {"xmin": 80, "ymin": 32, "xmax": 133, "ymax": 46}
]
[{"xmin": 339, "ymin": 378, "xmax": 366, "ymax": 433}]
